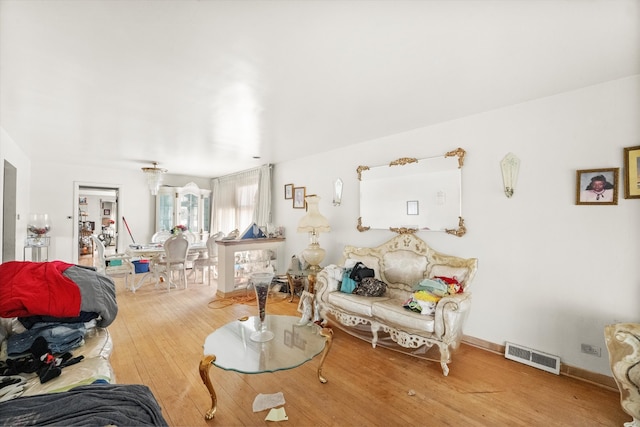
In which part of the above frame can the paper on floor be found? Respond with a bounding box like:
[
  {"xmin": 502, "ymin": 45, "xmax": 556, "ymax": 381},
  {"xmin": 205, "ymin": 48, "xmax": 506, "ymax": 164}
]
[
  {"xmin": 252, "ymin": 392, "xmax": 286, "ymax": 412},
  {"xmin": 265, "ymin": 407, "xmax": 288, "ymax": 421}
]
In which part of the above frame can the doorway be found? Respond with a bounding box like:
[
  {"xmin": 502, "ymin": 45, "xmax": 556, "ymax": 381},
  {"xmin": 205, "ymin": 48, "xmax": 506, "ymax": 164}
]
[{"xmin": 73, "ymin": 183, "xmax": 122, "ymax": 266}]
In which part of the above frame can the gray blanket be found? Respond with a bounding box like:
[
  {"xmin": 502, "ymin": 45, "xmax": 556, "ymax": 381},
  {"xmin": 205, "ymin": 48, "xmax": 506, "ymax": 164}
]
[
  {"xmin": 63, "ymin": 265, "xmax": 118, "ymax": 327},
  {"xmin": 0, "ymin": 383, "xmax": 168, "ymax": 426}
]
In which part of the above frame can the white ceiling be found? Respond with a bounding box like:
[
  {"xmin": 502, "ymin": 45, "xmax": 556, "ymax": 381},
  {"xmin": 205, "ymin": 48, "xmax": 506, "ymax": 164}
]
[{"xmin": 1, "ymin": 0, "xmax": 638, "ymax": 178}]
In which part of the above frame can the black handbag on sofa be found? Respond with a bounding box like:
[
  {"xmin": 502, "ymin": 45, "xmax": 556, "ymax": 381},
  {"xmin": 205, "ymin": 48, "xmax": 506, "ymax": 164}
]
[{"xmin": 349, "ymin": 262, "xmax": 375, "ymax": 282}]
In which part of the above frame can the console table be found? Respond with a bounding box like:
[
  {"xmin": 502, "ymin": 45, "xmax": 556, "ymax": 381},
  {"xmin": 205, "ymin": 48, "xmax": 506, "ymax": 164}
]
[
  {"xmin": 199, "ymin": 315, "xmax": 333, "ymax": 420},
  {"xmin": 216, "ymin": 238, "xmax": 285, "ymax": 297},
  {"xmin": 23, "ymin": 237, "xmax": 50, "ymax": 262}
]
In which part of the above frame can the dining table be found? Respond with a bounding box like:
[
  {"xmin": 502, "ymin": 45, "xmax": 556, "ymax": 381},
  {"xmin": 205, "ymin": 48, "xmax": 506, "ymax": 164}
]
[{"xmin": 125, "ymin": 242, "xmax": 208, "ymax": 291}]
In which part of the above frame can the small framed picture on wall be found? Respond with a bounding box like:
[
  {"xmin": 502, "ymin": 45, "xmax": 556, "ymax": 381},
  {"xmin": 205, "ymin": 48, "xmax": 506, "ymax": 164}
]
[
  {"xmin": 103, "ymin": 209, "xmax": 111, "ymax": 216},
  {"xmin": 407, "ymin": 200, "xmax": 419, "ymax": 215},
  {"xmin": 575, "ymin": 168, "xmax": 619, "ymax": 205},
  {"xmin": 284, "ymin": 183, "xmax": 294, "ymax": 199},
  {"xmin": 293, "ymin": 187, "xmax": 306, "ymax": 209}
]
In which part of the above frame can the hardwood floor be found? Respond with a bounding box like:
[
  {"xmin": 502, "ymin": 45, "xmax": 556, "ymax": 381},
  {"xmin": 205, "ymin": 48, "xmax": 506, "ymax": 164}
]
[{"xmin": 107, "ymin": 275, "xmax": 628, "ymax": 426}]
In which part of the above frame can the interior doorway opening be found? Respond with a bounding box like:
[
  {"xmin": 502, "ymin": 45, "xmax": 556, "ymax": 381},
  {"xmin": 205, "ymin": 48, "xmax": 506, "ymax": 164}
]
[{"xmin": 74, "ymin": 184, "xmax": 121, "ymax": 266}]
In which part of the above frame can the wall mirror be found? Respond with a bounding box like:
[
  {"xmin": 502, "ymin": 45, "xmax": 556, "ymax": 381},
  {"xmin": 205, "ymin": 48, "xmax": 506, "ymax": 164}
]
[{"xmin": 357, "ymin": 148, "xmax": 466, "ymax": 236}]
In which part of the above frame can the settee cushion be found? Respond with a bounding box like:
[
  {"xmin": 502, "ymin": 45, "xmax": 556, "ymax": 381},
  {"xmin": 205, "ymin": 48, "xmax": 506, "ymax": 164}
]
[
  {"xmin": 371, "ymin": 299, "xmax": 435, "ymax": 333},
  {"xmin": 382, "ymin": 251, "xmax": 428, "ymax": 287},
  {"xmin": 327, "ymin": 292, "xmax": 389, "ymax": 317}
]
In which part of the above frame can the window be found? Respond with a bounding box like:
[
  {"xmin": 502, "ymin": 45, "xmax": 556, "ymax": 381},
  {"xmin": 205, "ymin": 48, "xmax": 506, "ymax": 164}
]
[{"xmin": 211, "ymin": 165, "xmax": 271, "ymax": 235}]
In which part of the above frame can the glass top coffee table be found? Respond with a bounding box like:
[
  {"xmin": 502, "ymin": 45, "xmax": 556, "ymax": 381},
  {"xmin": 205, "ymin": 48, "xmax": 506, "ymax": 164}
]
[{"xmin": 198, "ymin": 315, "xmax": 333, "ymax": 420}]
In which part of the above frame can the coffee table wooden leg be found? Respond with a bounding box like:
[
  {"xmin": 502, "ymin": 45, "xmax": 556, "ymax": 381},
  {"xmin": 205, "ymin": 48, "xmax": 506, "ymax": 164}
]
[
  {"xmin": 317, "ymin": 327, "xmax": 333, "ymax": 384},
  {"xmin": 199, "ymin": 355, "xmax": 217, "ymax": 420}
]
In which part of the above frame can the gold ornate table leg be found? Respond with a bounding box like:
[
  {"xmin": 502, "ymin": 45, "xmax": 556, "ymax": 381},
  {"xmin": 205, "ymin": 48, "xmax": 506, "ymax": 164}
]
[
  {"xmin": 199, "ymin": 355, "xmax": 217, "ymax": 420},
  {"xmin": 317, "ymin": 327, "xmax": 333, "ymax": 384},
  {"xmin": 286, "ymin": 273, "xmax": 296, "ymax": 302}
]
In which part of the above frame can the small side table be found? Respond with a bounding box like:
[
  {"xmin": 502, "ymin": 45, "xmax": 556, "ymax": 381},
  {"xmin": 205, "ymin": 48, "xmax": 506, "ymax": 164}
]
[
  {"xmin": 24, "ymin": 237, "xmax": 50, "ymax": 262},
  {"xmin": 289, "ymin": 266, "xmax": 324, "ymax": 324},
  {"xmin": 286, "ymin": 269, "xmax": 308, "ymax": 302}
]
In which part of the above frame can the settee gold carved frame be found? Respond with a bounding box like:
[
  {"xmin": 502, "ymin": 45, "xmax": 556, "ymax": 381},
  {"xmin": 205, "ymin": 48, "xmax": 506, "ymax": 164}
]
[{"xmin": 357, "ymin": 148, "xmax": 467, "ymax": 237}]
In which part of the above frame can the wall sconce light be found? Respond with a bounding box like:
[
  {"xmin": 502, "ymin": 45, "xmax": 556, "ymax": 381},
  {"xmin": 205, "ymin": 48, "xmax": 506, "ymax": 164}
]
[
  {"xmin": 333, "ymin": 178, "xmax": 343, "ymax": 206},
  {"xmin": 141, "ymin": 162, "xmax": 167, "ymax": 196},
  {"xmin": 500, "ymin": 153, "xmax": 520, "ymax": 198}
]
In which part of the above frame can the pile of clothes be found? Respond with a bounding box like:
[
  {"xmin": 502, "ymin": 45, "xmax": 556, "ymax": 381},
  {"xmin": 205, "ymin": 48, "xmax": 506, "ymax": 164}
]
[
  {"xmin": 0, "ymin": 261, "xmax": 117, "ymax": 392},
  {"xmin": 403, "ymin": 276, "xmax": 463, "ymax": 315}
]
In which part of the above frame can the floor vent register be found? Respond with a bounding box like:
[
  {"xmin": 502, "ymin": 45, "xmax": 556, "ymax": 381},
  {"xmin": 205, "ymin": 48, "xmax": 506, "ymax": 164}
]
[{"xmin": 504, "ymin": 342, "xmax": 560, "ymax": 375}]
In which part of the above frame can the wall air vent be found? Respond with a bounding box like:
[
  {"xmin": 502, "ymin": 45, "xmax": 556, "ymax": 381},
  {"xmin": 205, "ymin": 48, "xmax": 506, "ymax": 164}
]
[{"xmin": 504, "ymin": 342, "xmax": 560, "ymax": 375}]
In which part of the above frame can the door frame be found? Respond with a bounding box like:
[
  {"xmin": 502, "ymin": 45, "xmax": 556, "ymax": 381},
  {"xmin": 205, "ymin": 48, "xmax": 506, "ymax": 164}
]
[
  {"xmin": 72, "ymin": 182, "xmax": 124, "ymax": 262},
  {"xmin": 2, "ymin": 160, "xmax": 17, "ymax": 262}
]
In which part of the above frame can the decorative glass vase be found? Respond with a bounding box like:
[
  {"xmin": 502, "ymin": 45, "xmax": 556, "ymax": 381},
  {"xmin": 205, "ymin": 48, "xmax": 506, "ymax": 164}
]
[
  {"xmin": 27, "ymin": 214, "xmax": 51, "ymax": 243},
  {"xmin": 250, "ymin": 272, "xmax": 275, "ymax": 342}
]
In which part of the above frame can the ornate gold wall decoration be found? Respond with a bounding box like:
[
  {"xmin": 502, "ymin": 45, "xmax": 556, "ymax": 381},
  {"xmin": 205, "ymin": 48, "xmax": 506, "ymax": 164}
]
[
  {"xmin": 445, "ymin": 217, "xmax": 467, "ymax": 237},
  {"xmin": 356, "ymin": 217, "xmax": 370, "ymax": 232},
  {"xmin": 445, "ymin": 147, "xmax": 466, "ymax": 168},
  {"xmin": 389, "ymin": 227, "xmax": 417, "ymax": 235},
  {"xmin": 356, "ymin": 165, "xmax": 370, "ymax": 181},
  {"xmin": 389, "ymin": 157, "xmax": 418, "ymax": 167}
]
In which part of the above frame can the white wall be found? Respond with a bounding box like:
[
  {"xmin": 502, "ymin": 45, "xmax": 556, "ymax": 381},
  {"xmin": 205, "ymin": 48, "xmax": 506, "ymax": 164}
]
[
  {"xmin": 28, "ymin": 163, "xmax": 150, "ymax": 261},
  {"xmin": 0, "ymin": 128, "xmax": 31, "ymax": 260},
  {"xmin": 272, "ymin": 75, "xmax": 640, "ymax": 376}
]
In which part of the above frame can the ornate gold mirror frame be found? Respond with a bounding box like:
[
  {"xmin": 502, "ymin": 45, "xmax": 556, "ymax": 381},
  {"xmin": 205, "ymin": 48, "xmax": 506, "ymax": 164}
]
[{"xmin": 356, "ymin": 148, "xmax": 467, "ymax": 237}]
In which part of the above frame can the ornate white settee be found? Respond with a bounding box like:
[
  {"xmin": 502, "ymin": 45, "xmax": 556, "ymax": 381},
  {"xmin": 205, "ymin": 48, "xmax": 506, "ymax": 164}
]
[{"xmin": 316, "ymin": 233, "xmax": 478, "ymax": 376}]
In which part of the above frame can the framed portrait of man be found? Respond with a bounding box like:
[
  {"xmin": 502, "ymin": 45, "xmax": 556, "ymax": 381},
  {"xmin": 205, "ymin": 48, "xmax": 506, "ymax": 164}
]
[{"xmin": 576, "ymin": 168, "xmax": 619, "ymax": 205}]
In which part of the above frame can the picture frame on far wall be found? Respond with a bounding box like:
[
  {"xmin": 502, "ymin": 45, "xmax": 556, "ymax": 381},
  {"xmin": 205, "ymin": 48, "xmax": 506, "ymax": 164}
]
[
  {"xmin": 284, "ymin": 183, "xmax": 294, "ymax": 200},
  {"xmin": 624, "ymin": 146, "xmax": 640, "ymax": 199},
  {"xmin": 407, "ymin": 200, "xmax": 419, "ymax": 215},
  {"xmin": 575, "ymin": 168, "xmax": 619, "ymax": 205},
  {"xmin": 293, "ymin": 186, "xmax": 306, "ymax": 209}
]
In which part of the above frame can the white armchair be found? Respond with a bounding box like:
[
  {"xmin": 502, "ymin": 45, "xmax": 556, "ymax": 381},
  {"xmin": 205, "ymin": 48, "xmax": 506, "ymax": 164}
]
[{"xmin": 605, "ymin": 323, "xmax": 640, "ymax": 427}]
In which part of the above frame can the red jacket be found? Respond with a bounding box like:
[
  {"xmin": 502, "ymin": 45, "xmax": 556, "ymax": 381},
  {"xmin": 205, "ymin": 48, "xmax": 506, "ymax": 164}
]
[{"xmin": 0, "ymin": 261, "xmax": 81, "ymax": 318}]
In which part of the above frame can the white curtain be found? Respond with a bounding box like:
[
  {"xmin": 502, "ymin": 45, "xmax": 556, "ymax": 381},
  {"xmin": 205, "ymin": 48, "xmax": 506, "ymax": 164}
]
[
  {"xmin": 210, "ymin": 164, "xmax": 271, "ymax": 236},
  {"xmin": 253, "ymin": 164, "xmax": 271, "ymax": 227}
]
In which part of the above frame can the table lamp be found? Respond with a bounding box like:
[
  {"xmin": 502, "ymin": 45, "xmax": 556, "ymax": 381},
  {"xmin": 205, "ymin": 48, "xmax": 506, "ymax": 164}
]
[{"xmin": 297, "ymin": 195, "xmax": 331, "ymax": 274}]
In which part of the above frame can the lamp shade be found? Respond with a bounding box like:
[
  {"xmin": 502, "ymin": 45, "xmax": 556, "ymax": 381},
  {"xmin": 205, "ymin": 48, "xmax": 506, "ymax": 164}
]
[{"xmin": 297, "ymin": 196, "xmax": 331, "ymax": 233}]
